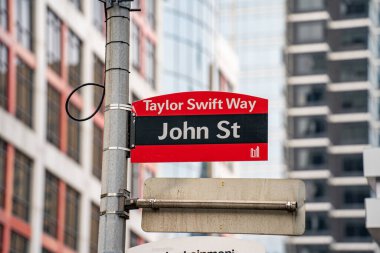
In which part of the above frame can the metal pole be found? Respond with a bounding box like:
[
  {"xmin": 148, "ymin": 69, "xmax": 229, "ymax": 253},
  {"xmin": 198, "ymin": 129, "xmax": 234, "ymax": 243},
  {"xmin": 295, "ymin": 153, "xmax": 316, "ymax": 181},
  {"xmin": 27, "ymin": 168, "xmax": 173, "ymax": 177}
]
[
  {"xmin": 131, "ymin": 199, "xmax": 298, "ymax": 212},
  {"xmin": 98, "ymin": 1, "xmax": 131, "ymax": 253}
]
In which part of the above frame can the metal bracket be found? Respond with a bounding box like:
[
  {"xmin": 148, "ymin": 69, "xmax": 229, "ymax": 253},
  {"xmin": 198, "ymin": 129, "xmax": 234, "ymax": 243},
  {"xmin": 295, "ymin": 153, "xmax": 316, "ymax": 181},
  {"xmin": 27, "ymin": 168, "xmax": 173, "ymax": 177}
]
[
  {"xmin": 99, "ymin": 0, "xmax": 141, "ymax": 11},
  {"xmin": 100, "ymin": 189, "xmax": 130, "ymax": 219}
]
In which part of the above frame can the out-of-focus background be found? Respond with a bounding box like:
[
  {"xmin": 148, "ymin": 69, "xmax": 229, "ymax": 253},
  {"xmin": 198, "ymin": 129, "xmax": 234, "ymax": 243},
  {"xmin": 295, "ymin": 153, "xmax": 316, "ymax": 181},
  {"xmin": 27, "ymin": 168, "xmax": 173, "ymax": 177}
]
[{"xmin": 0, "ymin": 0, "xmax": 379, "ymax": 252}]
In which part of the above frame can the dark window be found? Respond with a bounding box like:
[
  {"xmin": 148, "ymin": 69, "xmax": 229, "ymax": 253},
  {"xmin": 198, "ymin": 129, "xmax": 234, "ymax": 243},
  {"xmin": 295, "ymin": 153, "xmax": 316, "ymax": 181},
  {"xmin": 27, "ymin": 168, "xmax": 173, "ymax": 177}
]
[
  {"xmin": 343, "ymin": 186, "xmax": 370, "ymax": 208},
  {"xmin": 331, "ymin": 122, "xmax": 368, "ymax": 145},
  {"xmin": 89, "ymin": 203, "xmax": 99, "ymax": 253},
  {"xmin": 93, "ymin": 0, "xmax": 104, "ymax": 33},
  {"xmin": 10, "ymin": 232, "xmax": 28, "ymax": 253},
  {"xmin": 12, "ymin": 150, "xmax": 32, "ymax": 221},
  {"xmin": 0, "ymin": 139, "xmax": 6, "ymax": 207},
  {"xmin": 0, "ymin": 0, "xmax": 7, "ymax": 30},
  {"xmin": 291, "ymin": 53, "xmax": 326, "ymax": 76},
  {"xmin": 131, "ymin": 21, "xmax": 140, "ymax": 69},
  {"xmin": 69, "ymin": 0, "xmax": 81, "ymax": 11},
  {"xmin": 68, "ymin": 30, "xmax": 82, "ymax": 88},
  {"xmin": 64, "ymin": 185, "xmax": 80, "ymax": 250},
  {"xmin": 292, "ymin": 245, "xmax": 329, "ymax": 253},
  {"xmin": 305, "ymin": 212, "xmax": 329, "ymax": 235},
  {"xmin": 292, "ymin": 21, "xmax": 325, "ymax": 44},
  {"xmin": 93, "ymin": 55, "xmax": 104, "ymax": 109},
  {"xmin": 293, "ymin": 148, "xmax": 327, "ymax": 170},
  {"xmin": 291, "ymin": 116, "xmax": 326, "ymax": 138},
  {"xmin": 46, "ymin": 85, "xmax": 61, "ymax": 148},
  {"xmin": 16, "ymin": 0, "xmax": 33, "ymax": 51},
  {"xmin": 92, "ymin": 125, "xmax": 102, "ymax": 180},
  {"xmin": 146, "ymin": 0, "xmax": 155, "ymax": 29},
  {"xmin": 145, "ymin": 40, "xmax": 155, "ymax": 87},
  {"xmin": 43, "ymin": 171, "xmax": 58, "ymax": 238},
  {"xmin": 0, "ymin": 43, "xmax": 8, "ymax": 109},
  {"xmin": 342, "ymin": 155, "xmax": 363, "ymax": 176},
  {"xmin": 340, "ymin": 0, "xmax": 368, "ymax": 19},
  {"xmin": 331, "ymin": 91, "xmax": 367, "ymax": 114},
  {"xmin": 345, "ymin": 220, "xmax": 370, "ymax": 240},
  {"xmin": 16, "ymin": 59, "xmax": 34, "ymax": 127},
  {"xmin": 290, "ymin": 84, "xmax": 325, "ymax": 107},
  {"xmin": 330, "ymin": 28, "xmax": 368, "ymax": 51},
  {"xmin": 67, "ymin": 104, "xmax": 81, "ymax": 162},
  {"xmin": 305, "ymin": 180, "xmax": 328, "ymax": 202},
  {"xmin": 291, "ymin": 0, "xmax": 325, "ymax": 12},
  {"xmin": 46, "ymin": 9, "xmax": 62, "ymax": 75},
  {"xmin": 339, "ymin": 60, "xmax": 367, "ymax": 82}
]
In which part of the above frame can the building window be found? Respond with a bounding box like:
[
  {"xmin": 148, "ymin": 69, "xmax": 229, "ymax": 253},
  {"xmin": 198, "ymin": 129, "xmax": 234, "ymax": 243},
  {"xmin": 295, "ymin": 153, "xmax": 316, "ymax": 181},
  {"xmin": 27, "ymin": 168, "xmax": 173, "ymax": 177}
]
[
  {"xmin": 291, "ymin": 0, "xmax": 325, "ymax": 13},
  {"xmin": 343, "ymin": 186, "xmax": 370, "ymax": 208},
  {"xmin": 16, "ymin": 0, "xmax": 33, "ymax": 51},
  {"xmin": 336, "ymin": 59, "xmax": 368, "ymax": 82},
  {"xmin": 305, "ymin": 212, "xmax": 329, "ymax": 235},
  {"xmin": 46, "ymin": 9, "xmax": 62, "ymax": 75},
  {"xmin": 10, "ymin": 232, "xmax": 28, "ymax": 253},
  {"xmin": 345, "ymin": 220, "xmax": 370, "ymax": 240},
  {"xmin": 291, "ymin": 53, "xmax": 326, "ymax": 76},
  {"xmin": 293, "ymin": 148, "xmax": 327, "ymax": 170},
  {"xmin": 92, "ymin": 125, "xmax": 103, "ymax": 180},
  {"xmin": 131, "ymin": 21, "xmax": 140, "ymax": 70},
  {"xmin": 145, "ymin": 39, "xmax": 155, "ymax": 87},
  {"xmin": 89, "ymin": 203, "xmax": 99, "ymax": 253},
  {"xmin": 304, "ymin": 179, "xmax": 328, "ymax": 202},
  {"xmin": 0, "ymin": 0, "xmax": 7, "ymax": 30},
  {"xmin": 43, "ymin": 171, "xmax": 58, "ymax": 238},
  {"xmin": 64, "ymin": 185, "xmax": 80, "ymax": 250},
  {"xmin": 67, "ymin": 104, "xmax": 81, "ymax": 162},
  {"xmin": 93, "ymin": 0, "xmax": 104, "ymax": 33},
  {"xmin": 292, "ymin": 21, "xmax": 325, "ymax": 44},
  {"xmin": 290, "ymin": 84, "xmax": 325, "ymax": 107},
  {"xmin": 69, "ymin": 0, "xmax": 81, "ymax": 11},
  {"xmin": 146, "ymin": 0, "xmax": 155, "ymax": 29},
  {"xmin": 68, "ymin": 30, "xmax": 82, "ymax": 88},
  {"xmin": 342, "ymin": 155, "xmax": 363, "ymax": 176},
  {"xmin": 0, "ymin": 43, "xmax": 7, "ymax": 109},
  {"xmin": 340, "ymin": 0, "xmax": 368, "ymax": 19},
  {"xmin": 93, "ymin": 55, "xmax": 104, "ymax": 109},
  {"xmin": 46, "ymin": 85, "xmax": 61, "ymax": 148},
  {"xmin": 12, "ymin": 150, "xmax": 32, "ymax": 222},
  {"xmin": 331, "ymin": 90, "xmax": 367, "ymax": 114},
  {"xmin": 16, "ymin": 59, "xmax": 34, "ymax": 127},
  {"xmin": 332, "ymin": 122, "xmax": 368, "ymax": 145},
  {"xmin": 330, "ymin": 27, "xmax": 368, "ymax": 51},
  {"xmin": 0, "ymin": 139, "xmax": 6, "ymax": 207},
  {"xmin": 291, "ymin": 116, "xmax": 326, "ymax": 139}
]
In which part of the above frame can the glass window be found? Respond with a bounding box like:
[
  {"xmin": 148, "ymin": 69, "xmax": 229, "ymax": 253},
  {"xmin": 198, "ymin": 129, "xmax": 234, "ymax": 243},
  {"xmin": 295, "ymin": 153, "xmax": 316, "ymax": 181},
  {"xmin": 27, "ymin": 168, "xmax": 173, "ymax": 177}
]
[
  {"xmin": 332, "ymin": 122, "xmax": 368, "ymax": 145},
  {"xmin": 291, "ymin": 53, "xmax": 326, "ymax": 76},
  {"xmin": 68, "ymin": 30, "xmax": 82, "ymax": 88},
  {"xmin": 67, "ymin": 104, "xmax": 81, "ymax": 163},
  {"xmin": 146, "ymin": 0, "xmax": 155, "ymax": 29},
  {"xmin": 305, "ymin": 212, "xmax": 329, "ymax": 235},
  {"xmin": 293, "ymin": 21, "xmax": 325, "ymax": 44},
  {"xmin": 304, "ymin": 179, "xmax": 328, "ymax": 202},
  {"xmin": 69, "ymin": 0, "xmax": 81, "ymax": 11},
  {"xmin": 0, "ymin": 0, "xmax": 7, "ymax": 30},
  {"xmin": 0, "ymin": 43, "xmax": 8, "ymax": 109},
  {"xmin": 145, "ymin": 39, "xmax": 155, "ymax": 87},
  {"xmin": 64, "ymin": 185, "xmax": 80, "ymax": 250},
  {"xmin": 345, "ymin": 220, "xmax": 370, "ymax": 240},
  {"xmin": 340, "ymin": 0, "xmax": 368, "ymax": 19},
  {"xmin": 92, "ymin": 125, "xmax": 102, "ymax": 180},
  {"xmin": 331, "ymin": 90, "xmax": 367, "ymax": 114},
  {"xmin": 293, "ymin": 148, "xmax": 327, "ymax": 170},
  {"xmin": 46, "ymin": 9, "xmax": 62, "ymax": 75},
  {"xmin": 12, "ymin": 150, "xmax": 32, "ymax": 222},
  {"xmin": 43, "ymin": 171, "xmax": 58, "ymax": 238},
  {"xmin": 16, "ymin": 59, "xmax": 34, "ymax": 127},
  {"xmin": 16, "ymin": 0, "xmax": 33, "ymax": 51},
  {"xmin": 10, "ymin": 232, "xmax": 28, "ymax": 253},
  {"xmin": 291, "ymin": 116, "xmax": 327, "ymax": 139},
  {"xmin": 89, "ymin": 203, "xmax": 99, "ymax": 253},
  {"xmin": 290, "ymin": 84, "xmax": 325, "ymax": 107},
  {"xmin": 93, "ymin": 55, "xmax": 104, "ymax": 109},
  {"xmin": 339, "ymin": 60, "xmax": 367, "ymax": 82},
  {"xmin": 292, "ymin": 0, "xmax": 325, "ymax": 12},
  {"xmin": 131, "ymin": 21, "xmax": 140, "ymax": 70},
  {"xmin": 93, "ymin": 0, "xmax": 104, "ymax": 33},
  {"xmin": 46, "ymin": 85, "xmax": 61, "ymax": 148},
  {"xmin": 0, "ymin": 139, "xmax": 6, "ymax": 208},
  {"xmin": 342, "ymin": 155, "xmax": 363, "ymax": 176},
  {"xmin": 343, "ymin": 186, "xmax": 370, "ymax": 208}
]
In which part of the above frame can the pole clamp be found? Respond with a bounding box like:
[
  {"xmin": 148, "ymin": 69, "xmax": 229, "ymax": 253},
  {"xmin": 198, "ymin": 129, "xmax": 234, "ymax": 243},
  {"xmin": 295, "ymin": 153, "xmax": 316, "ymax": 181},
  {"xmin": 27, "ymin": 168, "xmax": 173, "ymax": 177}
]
[
  {"xmin": 100, "ymin": 189, "xmax": 130, "ymax": 219},
  {"xmin": 99, "ymin": 0, "xmax": 141, "ymax": 11}
]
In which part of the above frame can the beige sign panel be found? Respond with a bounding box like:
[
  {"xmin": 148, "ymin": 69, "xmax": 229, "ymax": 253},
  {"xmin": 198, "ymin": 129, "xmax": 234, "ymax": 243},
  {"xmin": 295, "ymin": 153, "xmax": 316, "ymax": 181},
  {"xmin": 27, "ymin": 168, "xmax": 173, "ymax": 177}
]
[
  {"xmin": 141, "ymin": 178, "xmax": 305, "ymax": 235},
  {"xmin": 127, "ymin": 236, "xmax": 266, "ymax": 253}
]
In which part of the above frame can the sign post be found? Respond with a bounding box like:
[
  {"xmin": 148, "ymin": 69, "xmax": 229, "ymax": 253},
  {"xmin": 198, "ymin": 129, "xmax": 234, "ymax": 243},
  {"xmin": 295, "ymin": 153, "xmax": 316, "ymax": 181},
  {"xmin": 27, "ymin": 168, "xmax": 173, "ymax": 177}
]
[{"xmin": 131, "ymin": 91, "xmax": 268, "ymax": 163}]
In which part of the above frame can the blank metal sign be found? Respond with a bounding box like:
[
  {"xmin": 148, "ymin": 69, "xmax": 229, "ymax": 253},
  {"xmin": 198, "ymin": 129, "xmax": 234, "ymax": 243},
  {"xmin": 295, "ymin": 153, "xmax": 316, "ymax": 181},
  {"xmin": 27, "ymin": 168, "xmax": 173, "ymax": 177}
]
[{"xmin": 141, "ymin": 178, "xmax": 305, "ymax": 235}]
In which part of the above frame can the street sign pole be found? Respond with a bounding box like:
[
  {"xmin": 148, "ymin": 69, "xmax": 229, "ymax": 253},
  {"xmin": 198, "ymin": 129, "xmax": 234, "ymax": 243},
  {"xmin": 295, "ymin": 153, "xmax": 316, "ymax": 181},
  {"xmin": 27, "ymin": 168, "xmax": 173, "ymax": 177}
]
[{"xmin": 98, "ymin": 1, "xmax": 132, "ymax": 253}]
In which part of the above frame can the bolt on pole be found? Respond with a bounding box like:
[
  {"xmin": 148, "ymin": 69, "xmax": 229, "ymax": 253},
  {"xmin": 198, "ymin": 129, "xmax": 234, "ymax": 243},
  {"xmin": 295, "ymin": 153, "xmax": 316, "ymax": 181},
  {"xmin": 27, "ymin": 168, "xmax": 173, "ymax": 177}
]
[{"xmin": 98, "ymin": 1, "xmax": 132, "ymax": 253}]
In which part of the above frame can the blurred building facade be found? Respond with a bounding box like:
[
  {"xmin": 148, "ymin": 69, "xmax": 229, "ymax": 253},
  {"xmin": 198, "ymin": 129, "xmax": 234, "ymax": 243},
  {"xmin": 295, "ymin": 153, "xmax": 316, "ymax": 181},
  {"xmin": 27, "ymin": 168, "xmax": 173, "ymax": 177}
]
[
  {"xmin": 285, "ymin": 0, "xmax": 379, "ymax": 252},
  {"xmin": 218, "ymin": 1, "xmax": 286, "ymax": 253},
  {"xmin": 0, "ymin": 0, "xmax": 160, "ymax": 252},
  {"xmin": 159, "ymin": 0, "xmax": 239, "ymax": 179}
]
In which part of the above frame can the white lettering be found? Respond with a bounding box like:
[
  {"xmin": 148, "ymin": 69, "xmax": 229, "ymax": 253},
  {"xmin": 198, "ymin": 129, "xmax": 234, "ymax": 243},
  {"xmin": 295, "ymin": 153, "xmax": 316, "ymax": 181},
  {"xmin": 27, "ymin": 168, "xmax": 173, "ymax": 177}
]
[{"xmin": 216, "ymin": 121, "xmax": 230, "ymax": 139}]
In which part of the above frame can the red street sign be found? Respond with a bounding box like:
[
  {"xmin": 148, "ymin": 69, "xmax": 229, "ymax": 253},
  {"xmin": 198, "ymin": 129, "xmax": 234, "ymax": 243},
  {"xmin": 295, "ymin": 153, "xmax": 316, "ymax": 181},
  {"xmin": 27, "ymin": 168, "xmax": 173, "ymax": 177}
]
[{"xmin": 131, "ymin": 91, "xmax": 268, "ymax": 163}]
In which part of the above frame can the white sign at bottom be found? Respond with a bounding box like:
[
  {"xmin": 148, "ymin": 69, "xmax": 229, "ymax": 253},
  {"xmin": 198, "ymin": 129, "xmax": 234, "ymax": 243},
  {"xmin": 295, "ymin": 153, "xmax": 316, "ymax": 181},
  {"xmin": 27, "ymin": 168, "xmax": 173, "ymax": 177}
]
[{"xmin": 127, "ymin": 236, "xmax": 265, "ymax": 253}]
